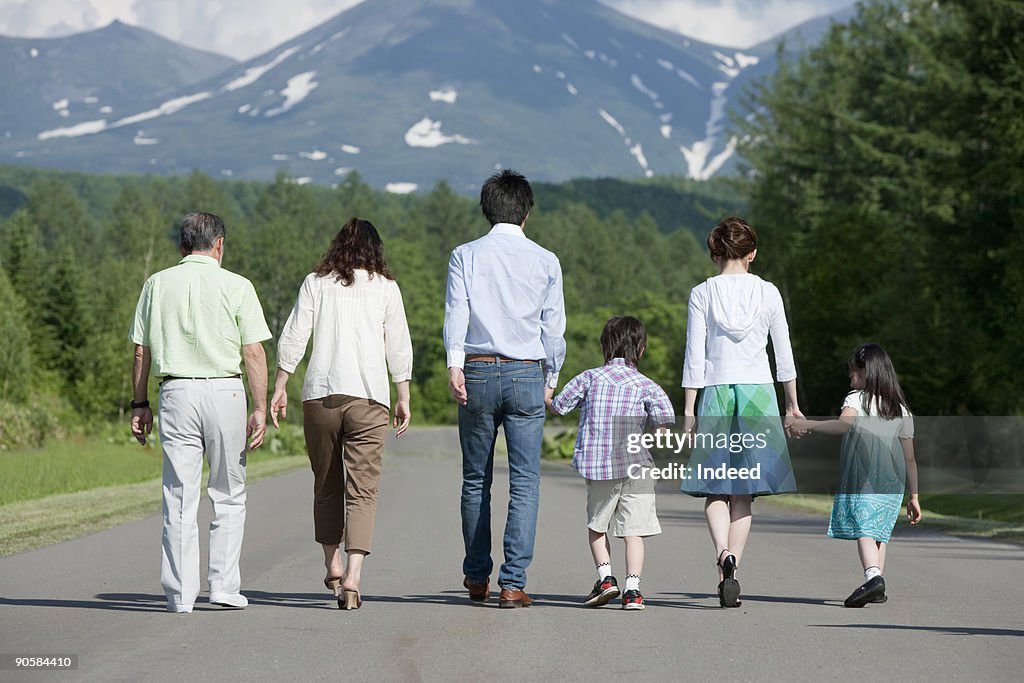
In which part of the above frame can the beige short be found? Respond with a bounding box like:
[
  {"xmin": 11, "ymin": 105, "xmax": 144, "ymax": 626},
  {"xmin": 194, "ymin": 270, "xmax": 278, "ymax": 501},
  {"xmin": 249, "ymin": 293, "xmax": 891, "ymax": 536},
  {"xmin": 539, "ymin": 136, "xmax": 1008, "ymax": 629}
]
[{"xmin": 586, "ymin": 471, "xmax": 661, "ymax": 538}]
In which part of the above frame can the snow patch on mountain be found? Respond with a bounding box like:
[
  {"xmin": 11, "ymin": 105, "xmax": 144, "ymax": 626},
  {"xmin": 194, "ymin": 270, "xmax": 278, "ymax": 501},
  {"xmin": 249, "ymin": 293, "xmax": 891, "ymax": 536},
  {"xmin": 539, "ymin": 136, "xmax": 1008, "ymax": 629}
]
[
  {"xmin": 561, "ymin": 33, "xmax": 579, "ymax": 49},
  {"xmin": 566, "ymin": 83, "xmax": 578, "ymax": 96},
  {"xmin": 334, "ymin": 167, "xmax": 352, "ymax": 176},
  {"xmin": 310, "ymin": 28, "xmax": 349, "ymax": 55},
  {"xmin": 630, "ymin": 74, "xmax": 659, "ymax": 102},
  {"xmin": 116, "ymin": 92, "xmax": 212, "ymax": 127},
  {"xmin": 29, "ymin": 48, "xmax": 38, "ymax": 58},
  {"xmin": 223, "ymin": 46, "xmax": 301, "ymax": 92},
  {"xmin": 598, "ymin": 109, "xmax": 625, "ymax": 136},
  {"xmin": 680, "ymin": 81, "xmax": 734, "ymax": 180},
  {"xmin": 52, "ymin": 99, "xmax": 69, "ymax": 111},
  {"xmin": 299, "ymin": 149, "xmax": 327, "ymax": 160},
  {"xmin": 271, "ymin": 154, "xmax": 289, "ymax": 161},
  {"xmin": 266, "ymin": 72, "xmax": 318, "ymax": 117},
  {"xmin": 133, "ymin": 131, "xmax": 159, "ymax": 145},
  {"xmin": 429, "ymin": 88, "xmax": 458, "ymax": 104},
  {"xmin": 404, "ymin": 118, "xmax": 472, "ymax": 147},
  {"xmin": 661, "ymin": 125, "xmax": 672, "ymax": 139},
  {"xmin": 734, "ymin": 52, "xmax": 759, "ymax": 68},
  {"xmin": 630, "ymin": 143, "xmax": 654, "ymax": 178},
  {"xmin": 386, "ymin": 182, "xmax": 418, "ymax": 194},
  {"xmin": 340, "ymin": 144, "xmax": 360, "ymax": 154},
  {"xmin": 38, "ymin": 119, "xmax": 108, "ymax": 140}
]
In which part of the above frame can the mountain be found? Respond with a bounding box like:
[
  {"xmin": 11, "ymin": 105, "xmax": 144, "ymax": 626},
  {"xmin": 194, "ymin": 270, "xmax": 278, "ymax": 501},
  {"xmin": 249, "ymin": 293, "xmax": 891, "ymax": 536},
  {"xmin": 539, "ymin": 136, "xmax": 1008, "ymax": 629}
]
[
  {"xmin": 0, "ymin": 21, "xmax": 236, "ymax": 144},
  {"xmin": 0, "ymin": 0, "xmax": 848, "ymax": 191}
]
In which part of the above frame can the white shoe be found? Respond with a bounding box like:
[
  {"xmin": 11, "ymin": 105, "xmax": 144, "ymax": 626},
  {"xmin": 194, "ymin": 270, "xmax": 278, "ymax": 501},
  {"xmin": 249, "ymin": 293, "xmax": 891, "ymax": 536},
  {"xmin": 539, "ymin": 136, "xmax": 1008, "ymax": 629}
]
[
  {"xmin": 209, "ymin": 592, "xmax": 248, "ymax": 609},
  {"xmin": 168, "ymin": 603, "xmax": 194, "ymax": 613}
]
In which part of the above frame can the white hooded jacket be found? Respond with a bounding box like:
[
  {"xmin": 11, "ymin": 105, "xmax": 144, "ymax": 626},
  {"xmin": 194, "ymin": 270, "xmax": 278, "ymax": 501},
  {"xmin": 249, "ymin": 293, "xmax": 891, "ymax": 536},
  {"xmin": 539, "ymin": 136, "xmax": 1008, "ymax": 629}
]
[{"xmin": 682, "ymin": 273, "xmax": 797, "ymax": 388}]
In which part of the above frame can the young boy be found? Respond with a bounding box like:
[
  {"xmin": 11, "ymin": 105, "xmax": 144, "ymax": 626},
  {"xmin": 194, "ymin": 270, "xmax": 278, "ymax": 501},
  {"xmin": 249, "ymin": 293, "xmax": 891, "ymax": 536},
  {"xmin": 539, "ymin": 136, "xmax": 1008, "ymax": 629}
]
[{"xmin": 546, "ymin": 316, "xmax": 675, "ymax": 610}]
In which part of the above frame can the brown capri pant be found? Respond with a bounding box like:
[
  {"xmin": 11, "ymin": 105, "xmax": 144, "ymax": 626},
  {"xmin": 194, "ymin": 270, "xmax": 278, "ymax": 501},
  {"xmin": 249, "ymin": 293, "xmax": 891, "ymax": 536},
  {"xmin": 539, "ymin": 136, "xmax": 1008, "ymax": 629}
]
[{"xmin": 302, "ymin": 394, "xmax": 389, "ymax": 553}]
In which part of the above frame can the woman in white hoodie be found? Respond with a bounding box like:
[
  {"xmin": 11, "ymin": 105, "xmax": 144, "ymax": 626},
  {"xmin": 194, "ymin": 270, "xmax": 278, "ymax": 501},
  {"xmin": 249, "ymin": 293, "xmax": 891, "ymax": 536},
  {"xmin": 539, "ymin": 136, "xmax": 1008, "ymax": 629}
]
[{"xmin": 681, "ymin": 216, "xmax": 802, "ymax": 607}]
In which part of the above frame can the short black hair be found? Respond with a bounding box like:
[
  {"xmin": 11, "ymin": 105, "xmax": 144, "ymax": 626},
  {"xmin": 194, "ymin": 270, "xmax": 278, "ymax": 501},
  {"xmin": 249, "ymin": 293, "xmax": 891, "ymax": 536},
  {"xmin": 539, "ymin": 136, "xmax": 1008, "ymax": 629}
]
[
  {"xmin": 480, "ymin": 169, "xmax": 534, "ymax": 226},
  {"xmin": 179, "ymin": 212, "xmax": 226, "ymax": 253},
  {"xmin": 600, "ymin": 316, "xmax": 647, "ymax": 366}
]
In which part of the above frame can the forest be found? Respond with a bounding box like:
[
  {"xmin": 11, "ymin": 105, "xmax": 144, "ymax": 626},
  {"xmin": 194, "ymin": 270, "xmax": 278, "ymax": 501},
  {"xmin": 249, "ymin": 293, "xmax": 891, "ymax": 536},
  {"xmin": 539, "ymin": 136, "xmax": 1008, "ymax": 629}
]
[{"xmin": 0, "ymin": 0, "xmax": 1020, "ymax": 450}]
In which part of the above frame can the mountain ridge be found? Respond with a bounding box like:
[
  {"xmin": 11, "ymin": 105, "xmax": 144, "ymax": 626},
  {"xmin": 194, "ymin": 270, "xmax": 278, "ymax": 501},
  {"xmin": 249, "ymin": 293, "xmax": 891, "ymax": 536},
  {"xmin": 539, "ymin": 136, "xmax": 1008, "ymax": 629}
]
[{"xmin": 0, "ymin": 0, "xmax": 851, "ymax": 191}]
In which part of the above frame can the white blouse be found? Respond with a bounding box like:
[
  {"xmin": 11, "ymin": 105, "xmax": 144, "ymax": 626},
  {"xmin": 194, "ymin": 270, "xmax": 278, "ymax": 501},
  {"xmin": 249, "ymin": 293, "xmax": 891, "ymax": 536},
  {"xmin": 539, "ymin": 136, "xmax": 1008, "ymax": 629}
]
[
  {"xmin": 682, "ymin": 274, "xmax": 797, "ymax": 389},
  {"xmin": 277, "ymin": 269, "xmax": 413, "ymax": 405}
]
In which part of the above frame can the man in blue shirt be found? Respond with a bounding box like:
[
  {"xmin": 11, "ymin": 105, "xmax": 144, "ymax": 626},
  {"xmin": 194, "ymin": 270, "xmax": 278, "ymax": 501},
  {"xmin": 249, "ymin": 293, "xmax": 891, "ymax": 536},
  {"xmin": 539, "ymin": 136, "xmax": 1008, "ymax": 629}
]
[{"xmin": 444, "ymin": 169, "xmax": 566, "ymax": 608}]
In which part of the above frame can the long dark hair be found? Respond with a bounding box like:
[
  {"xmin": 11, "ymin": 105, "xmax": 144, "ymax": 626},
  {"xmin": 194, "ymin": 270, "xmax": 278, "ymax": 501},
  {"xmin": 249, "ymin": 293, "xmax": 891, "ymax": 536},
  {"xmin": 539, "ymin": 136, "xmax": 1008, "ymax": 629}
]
[
  {"xmin": 847, "ymin": 343, "xmax": 910, "ymax": 419},
  {"xmin": 314, "ymin": 218, "xmax": 394, "ymax": 286}
]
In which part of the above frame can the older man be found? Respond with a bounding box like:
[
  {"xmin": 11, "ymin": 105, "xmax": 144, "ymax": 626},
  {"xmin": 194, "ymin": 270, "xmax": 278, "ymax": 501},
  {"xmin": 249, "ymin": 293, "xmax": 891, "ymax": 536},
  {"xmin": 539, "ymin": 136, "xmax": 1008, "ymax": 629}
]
[
  {"xmin": 444, "ymin": 170, "xmax": 567, "ymax": 607},
  {"xmin": 129, "ymin": 212, "xmax": 271, "ymax": 613}
]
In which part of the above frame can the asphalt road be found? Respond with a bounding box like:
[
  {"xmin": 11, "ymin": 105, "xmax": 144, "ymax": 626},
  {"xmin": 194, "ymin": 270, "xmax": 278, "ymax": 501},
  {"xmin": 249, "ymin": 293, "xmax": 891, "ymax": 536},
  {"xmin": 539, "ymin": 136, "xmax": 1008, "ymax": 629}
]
[{"xmin": 1, "ymin": 427, "xmax": 1021, "ymax": 681}]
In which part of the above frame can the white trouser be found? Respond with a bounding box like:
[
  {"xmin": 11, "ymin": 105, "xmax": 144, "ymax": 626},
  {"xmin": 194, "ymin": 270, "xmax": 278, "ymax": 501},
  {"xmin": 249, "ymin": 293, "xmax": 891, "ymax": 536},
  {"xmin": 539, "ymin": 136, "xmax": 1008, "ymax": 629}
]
[{"xmin": 157, "ymin": 377, "xmax": 248, "ymax": 611}]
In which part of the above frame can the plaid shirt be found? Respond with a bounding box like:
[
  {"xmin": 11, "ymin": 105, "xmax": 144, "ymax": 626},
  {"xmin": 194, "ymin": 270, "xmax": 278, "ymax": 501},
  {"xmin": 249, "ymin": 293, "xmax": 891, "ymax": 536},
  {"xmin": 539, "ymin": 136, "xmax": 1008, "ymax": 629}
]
[{"xmin": 551, "ymin": 358, "xmax": 675, "ymax": 480}]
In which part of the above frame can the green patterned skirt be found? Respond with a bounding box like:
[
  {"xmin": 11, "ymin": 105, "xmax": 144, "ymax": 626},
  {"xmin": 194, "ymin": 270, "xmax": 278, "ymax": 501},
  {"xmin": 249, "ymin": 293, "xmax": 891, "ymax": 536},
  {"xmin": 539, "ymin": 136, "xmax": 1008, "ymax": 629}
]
[{"xmin": 680, "ymin": 383, "xmax": 797, "ymax": 497}]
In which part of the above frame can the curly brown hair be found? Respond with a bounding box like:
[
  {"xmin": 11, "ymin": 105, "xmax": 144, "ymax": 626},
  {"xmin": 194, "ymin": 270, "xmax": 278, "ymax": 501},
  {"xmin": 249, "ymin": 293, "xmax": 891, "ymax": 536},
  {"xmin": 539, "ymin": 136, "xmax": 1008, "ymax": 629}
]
[{"xmin": 314, "ymin": 217, "xmax": 394, "ymax": 286}]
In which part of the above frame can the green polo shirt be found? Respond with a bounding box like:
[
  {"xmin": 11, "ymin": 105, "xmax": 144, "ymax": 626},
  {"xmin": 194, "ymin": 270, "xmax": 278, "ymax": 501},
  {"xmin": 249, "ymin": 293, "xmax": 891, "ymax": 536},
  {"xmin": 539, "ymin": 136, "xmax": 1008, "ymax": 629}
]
[{"xmin": 129, "ymin": 255, "xmax": 272, "ymax": 378}]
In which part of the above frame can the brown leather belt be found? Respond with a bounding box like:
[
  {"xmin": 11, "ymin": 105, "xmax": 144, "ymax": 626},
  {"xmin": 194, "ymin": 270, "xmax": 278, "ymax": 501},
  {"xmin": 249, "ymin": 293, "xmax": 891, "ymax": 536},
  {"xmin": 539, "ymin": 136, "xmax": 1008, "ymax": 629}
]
[{"xmin": 466, "ymin": 355, "xmax": 539, "ymax": 364}]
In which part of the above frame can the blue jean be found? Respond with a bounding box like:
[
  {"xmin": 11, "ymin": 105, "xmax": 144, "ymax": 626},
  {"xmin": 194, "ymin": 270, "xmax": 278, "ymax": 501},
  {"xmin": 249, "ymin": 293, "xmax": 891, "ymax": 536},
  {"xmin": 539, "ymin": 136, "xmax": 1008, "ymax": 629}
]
[{"xmin": 459, "ymin": 360, "xmax": 545, "ymax": 589}]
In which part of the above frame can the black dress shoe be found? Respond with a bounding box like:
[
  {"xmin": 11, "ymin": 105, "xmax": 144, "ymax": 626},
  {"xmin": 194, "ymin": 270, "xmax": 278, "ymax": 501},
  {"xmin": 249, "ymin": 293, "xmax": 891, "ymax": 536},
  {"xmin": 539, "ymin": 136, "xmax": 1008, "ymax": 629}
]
[{"xmin": 844, "ymin": 576, "xmax": 885, "ymax": 608}]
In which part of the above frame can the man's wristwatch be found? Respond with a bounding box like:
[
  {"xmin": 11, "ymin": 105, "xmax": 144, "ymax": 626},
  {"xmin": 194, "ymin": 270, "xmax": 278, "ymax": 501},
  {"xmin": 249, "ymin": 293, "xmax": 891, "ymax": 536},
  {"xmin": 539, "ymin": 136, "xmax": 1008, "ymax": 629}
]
[{"xmin": 130, "ymin": 400, "xmax": 150, "ymax": 409}]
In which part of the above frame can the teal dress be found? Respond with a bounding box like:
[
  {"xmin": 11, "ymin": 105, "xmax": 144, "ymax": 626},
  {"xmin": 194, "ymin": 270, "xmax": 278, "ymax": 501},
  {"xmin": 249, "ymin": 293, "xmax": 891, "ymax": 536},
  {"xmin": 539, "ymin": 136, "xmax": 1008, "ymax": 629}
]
[{"xmin": 827, "ymin": 392, "xmax": 914, "ymax": 543}]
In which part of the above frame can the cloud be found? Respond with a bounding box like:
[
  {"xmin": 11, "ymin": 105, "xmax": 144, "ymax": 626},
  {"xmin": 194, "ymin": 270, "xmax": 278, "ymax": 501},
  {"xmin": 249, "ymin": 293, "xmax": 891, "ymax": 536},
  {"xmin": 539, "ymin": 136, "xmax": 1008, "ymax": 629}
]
[
  {"xmin": 601, "ymin": 0, "xmax": 856, "ymax": 48},
  {"xmin": 0, "ymin": 0, "xmax": 135, "ymax": 37},
  {"xmin": 128, "ymin": 0, "xmax": 366, "ymax": 60},
  {"xmin": 0, "ymin": 0, "xmax": 854, "ymax": 59}
]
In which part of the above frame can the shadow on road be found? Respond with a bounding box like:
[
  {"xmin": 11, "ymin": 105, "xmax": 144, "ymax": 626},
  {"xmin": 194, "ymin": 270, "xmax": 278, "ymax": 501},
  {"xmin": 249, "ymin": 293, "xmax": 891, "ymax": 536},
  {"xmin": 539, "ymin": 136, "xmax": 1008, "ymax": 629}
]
[
  {"xmin": 811, "ymin": 624, "xmax": 1024, "ymax": 637},
  {"xmin": 0, "ymin": 594, "xmax": 166, "ymax": 612},
  {"xmin": 659, "ymin": 591, "xmax": 834, "ymax": 607}
]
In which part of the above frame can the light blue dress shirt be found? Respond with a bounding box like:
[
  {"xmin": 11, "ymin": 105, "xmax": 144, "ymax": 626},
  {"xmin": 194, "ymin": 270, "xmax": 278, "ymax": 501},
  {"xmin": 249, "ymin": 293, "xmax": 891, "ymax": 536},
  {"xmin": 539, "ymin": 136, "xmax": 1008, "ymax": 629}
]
[{"xmin": 444, "ymin": 223, "xmax": 567, "ymax": 388}]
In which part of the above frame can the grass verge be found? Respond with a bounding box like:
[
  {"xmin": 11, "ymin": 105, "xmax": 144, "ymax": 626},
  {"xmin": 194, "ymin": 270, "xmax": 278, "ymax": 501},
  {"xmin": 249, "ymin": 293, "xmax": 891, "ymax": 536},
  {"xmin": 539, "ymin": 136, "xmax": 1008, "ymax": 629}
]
[
  {"xmin": 769, "ymin": 494, "xmax": 1024, "ymax": 542},
  {"xmin": 0, "ymin": 455, "xmax": 307, "ymax": 556}
]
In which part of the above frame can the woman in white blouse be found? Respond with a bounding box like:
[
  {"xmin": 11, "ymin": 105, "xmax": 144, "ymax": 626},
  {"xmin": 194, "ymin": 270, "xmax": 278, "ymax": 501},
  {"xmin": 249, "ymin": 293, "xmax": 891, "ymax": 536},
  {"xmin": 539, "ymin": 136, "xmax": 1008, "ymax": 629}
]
[
  {"xmin": 270, "ymin": 218, "xmax": 413, "ymax": 610},
  {"xmin": 681, "ymin": 216, "xmax": 802, "ymax": 608}
]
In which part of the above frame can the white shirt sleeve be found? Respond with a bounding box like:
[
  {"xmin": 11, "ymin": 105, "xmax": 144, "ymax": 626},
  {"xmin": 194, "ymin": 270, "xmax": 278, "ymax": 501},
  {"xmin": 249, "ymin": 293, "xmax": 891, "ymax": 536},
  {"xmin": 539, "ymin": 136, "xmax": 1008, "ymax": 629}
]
[
  {"xmin": 540, "ymin": 258, "xmax": 567, "ymax": 389},
  {"xmin": 384, "ymin": 281, "xmax": 414, "ymax": 383},
  {"xmin": 899, "ymin": 408, "xmax": 915, "ymax": 439},
  {"xmin": 276, "ymin": 274, "xmax": 316, "ymax": 374},
  {"xmin": 443, "ymin": 248, "xmax": 469, "ymax": 369},
  {"xmin": 767, "ymin": 284, "xmax": 797, "ymax": 383},
  {"xmin": 681, "ymin": 286, "xmax": 707, "ymax": 388}
]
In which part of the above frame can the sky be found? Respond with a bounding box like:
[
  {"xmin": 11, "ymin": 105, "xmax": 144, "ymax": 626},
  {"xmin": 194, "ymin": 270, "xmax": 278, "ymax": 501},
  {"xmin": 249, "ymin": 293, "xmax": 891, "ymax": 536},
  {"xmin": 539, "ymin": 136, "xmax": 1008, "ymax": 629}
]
[{"xmin": 0, "ymin": 0, "xmax": 857, "ymax": 61}]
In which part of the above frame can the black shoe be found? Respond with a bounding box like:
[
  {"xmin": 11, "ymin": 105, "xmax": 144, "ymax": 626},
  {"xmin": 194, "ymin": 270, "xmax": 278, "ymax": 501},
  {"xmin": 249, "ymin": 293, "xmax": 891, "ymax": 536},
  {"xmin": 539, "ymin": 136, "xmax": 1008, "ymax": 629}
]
[
  {"xmin": 584, "ymin": 576, "xmax": 620, "ymax": 607},
  {"xmin": 622, "ymin": 589, "xmax": 645, "ymax": 610},
  {"xmin": 718, "ymin": 552, "xmax": 741, "ymax": 608},
  {"xmin": 870, "ymin": 593, "xmax": 888, "ymax": 604},
  {"xmin": 844, "ymin": 576, "xmax": 885, "ymax": 608}
]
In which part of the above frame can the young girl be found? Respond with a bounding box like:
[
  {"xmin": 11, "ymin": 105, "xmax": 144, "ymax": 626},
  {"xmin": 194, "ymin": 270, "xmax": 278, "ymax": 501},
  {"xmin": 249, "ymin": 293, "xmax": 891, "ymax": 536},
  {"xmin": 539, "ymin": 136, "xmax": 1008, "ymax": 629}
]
[{"xmin": 790, "ymin": 343, "xmax": 921, "ymax": 607}]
